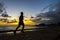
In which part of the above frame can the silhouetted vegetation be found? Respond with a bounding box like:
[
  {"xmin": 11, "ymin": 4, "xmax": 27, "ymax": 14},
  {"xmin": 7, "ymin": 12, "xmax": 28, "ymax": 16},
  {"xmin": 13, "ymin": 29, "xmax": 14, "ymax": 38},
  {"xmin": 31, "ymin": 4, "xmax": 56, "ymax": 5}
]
[{"xmin": 36, "ymin": 22, "xmax": 60, "ymax": 27}]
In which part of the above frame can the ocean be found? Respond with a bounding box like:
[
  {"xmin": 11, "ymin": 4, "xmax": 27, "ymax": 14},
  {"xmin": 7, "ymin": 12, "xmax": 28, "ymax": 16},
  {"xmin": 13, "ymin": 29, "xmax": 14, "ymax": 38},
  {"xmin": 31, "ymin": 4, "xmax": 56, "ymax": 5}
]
[{"xmin": 0, "ymin": 26, "xmax": 47, "ymax": 31}]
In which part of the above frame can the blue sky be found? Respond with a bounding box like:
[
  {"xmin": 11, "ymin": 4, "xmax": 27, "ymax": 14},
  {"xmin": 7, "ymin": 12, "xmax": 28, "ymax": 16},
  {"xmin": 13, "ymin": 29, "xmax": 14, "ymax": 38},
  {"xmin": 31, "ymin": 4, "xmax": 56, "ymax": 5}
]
[{"xmin": 0, "ymin": 0, "xmax": 59, "ymax": 17}]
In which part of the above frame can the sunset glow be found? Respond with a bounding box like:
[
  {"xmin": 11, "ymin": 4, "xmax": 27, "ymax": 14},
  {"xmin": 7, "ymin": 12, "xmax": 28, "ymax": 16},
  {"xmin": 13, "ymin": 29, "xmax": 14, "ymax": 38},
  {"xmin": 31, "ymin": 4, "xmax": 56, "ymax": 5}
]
[{"xmin": 0, "ymin": 17, "xmax": 38, "ymax": 26}]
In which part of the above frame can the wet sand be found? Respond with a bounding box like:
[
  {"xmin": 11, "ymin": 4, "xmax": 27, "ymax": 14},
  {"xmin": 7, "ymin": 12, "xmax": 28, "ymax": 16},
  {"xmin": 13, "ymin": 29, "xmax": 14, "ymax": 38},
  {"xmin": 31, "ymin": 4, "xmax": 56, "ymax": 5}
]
[{"xmin": 0, "ymin": 28, "xmax": 60, "ymax": 40}]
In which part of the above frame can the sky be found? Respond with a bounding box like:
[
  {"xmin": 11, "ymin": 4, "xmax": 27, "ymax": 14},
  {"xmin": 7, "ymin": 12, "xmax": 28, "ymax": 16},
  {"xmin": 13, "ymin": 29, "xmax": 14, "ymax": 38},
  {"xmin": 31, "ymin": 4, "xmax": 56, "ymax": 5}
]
[{"xmin": 0, "ymin": 0, "xmax": 59, "ymax": 17}]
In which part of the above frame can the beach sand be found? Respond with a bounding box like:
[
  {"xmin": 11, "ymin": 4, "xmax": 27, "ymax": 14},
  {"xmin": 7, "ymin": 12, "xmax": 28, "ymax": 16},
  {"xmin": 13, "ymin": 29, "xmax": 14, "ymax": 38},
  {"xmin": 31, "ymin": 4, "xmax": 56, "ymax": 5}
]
[{"xmin": 0, "ymin": 27, "xmax": 60, "ymax": 40}]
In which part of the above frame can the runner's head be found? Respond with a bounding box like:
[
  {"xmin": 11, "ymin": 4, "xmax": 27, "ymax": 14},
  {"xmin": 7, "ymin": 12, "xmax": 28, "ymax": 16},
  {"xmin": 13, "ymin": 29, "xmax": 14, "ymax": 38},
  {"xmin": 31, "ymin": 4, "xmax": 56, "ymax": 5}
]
[{"xmin": 21, "ymin": 12, "xmax": 23, "ymax": 15}]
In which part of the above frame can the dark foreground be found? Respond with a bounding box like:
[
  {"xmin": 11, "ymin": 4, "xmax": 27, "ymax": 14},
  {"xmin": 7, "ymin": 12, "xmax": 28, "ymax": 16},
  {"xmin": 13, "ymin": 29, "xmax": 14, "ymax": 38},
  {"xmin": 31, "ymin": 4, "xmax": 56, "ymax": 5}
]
[{"xmin": 0, "ymin": 27, "xmax": 60, "ymax": 40}]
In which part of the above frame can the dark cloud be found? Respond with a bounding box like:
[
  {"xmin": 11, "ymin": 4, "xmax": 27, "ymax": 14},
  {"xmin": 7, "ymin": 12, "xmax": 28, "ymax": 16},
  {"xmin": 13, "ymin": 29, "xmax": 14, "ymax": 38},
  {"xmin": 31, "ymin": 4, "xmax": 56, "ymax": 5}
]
[
  {"xmin": 0, "ymin": 2, "xmax": 9, "ymax": 17},
  {"xmin": 0, "ymin": 3, "xmax": 3, "ymax": 13},
  {"xmin": 33, "ymin": 2, "xmax": 60, "ymax": 24}
]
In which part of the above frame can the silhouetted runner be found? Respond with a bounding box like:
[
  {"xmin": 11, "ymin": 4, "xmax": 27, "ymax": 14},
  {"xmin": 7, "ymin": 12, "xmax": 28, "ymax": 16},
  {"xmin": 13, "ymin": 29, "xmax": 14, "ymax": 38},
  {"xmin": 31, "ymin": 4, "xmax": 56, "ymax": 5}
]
[{"xmin": 14, "ymin": 12, "xmax": 24, "ymax": 34}]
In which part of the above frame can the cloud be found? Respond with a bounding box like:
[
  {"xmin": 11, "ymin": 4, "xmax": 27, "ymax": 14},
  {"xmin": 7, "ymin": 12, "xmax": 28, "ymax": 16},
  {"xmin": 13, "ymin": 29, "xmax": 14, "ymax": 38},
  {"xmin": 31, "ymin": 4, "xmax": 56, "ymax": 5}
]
[
  {"xmin": 33, "ymin": 2, "xmax": 60, "ymax": 24},
  {"xmin": 0, "ymin": 3, "xmax": 3, "ymax": 13}
]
